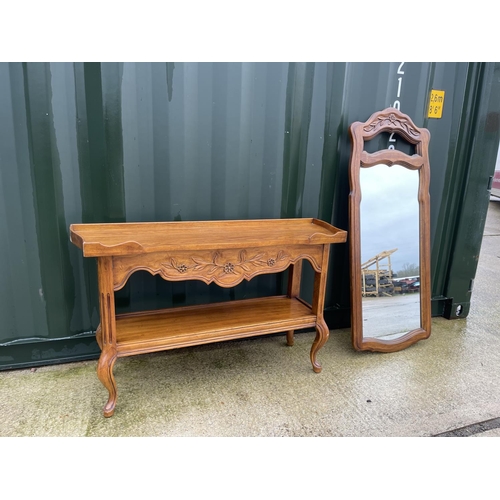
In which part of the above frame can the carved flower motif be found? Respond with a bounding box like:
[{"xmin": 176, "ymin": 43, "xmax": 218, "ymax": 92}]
[
  {"xmin": 178, "ymin": 264, "xmax": 188, "ymax": 273},
  {"xmin": 223, "ymin": 263, "xmax": 234, "ymax": 273},
  {"xmin": 267, "ymin": 258, "xmax": 276, "ymax": 267},
  {"xmin": 389, "ymin": 113, "xmax": 396, "ymax": 123}
]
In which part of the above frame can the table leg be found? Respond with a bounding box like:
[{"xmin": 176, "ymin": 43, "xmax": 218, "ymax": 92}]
[
  {"xmin": 97, "ymin": 348, "xmax": 118, "ymax": 417},
  {"xmin": 310, "ymin": 319, "xmax": 329, "ymax": 373},
  {"xmin": 286, "ymin": 260, "xmax": 303, "ymax": 346},
  {"xmin": 310, "ymin": 245, "xmax": 330, "ymax": 372},
  {"xmin": 97, "ymin": 257, "xmax": 118, "ymax": 417}
]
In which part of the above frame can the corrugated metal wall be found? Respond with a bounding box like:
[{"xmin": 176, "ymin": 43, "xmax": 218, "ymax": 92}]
[{"xmin": 1, "ymin": 62, "xmax": 499, "ymax": 369}]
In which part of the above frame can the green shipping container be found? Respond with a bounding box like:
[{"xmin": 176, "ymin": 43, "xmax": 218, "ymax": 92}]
[{"xmin": 1, "ymin": 62, "xmax": 499, "ymax": 369}]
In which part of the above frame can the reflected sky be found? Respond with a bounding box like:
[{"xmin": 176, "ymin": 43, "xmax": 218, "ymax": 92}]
[{"xmin": 360, "ymin": 164, "xmax": 419, "ymax": 274}]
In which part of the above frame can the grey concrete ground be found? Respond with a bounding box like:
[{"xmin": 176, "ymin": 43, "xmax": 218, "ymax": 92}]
[{"xmin": 1, "ymin": 200, "xmax": 500, "ymax": 437}]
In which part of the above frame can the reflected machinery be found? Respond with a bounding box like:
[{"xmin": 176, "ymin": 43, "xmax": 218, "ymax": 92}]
[{"xmin": 361, "ymin": 248, "xmax": 420, "ymax": 297}]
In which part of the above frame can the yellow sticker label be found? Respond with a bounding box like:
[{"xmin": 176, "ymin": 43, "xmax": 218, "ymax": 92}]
[{"xmin": 428, "ymin": 90, "xmax": 445, "ymax": 118}]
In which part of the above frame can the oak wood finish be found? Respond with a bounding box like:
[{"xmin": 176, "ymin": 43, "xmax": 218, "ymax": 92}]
[
  {"xmin": 70, "ymin": 218, "xmax": 347, "ymax": 416},
  {"xmin": 96, "ymin": 257, "xmax": 118, "ymax": 417},
  {"xmin": 69, "ymin": 218, "xmax": 346, "ymax": 256},
  {"xmin": 348, "ymin": 108, "xmax": 431, "ymax": 352},
  {"xmin": 111, "ymin": 245, "xmax": 324, "ymax": 290}
]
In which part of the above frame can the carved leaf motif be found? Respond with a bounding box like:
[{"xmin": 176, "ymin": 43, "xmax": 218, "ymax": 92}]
[
  {"xmin": 191, "ymin": 256, "xmax": 222, "ymax": 274},
  {"xmin": 161, "ymin": 250, "xmax": 290, "ymax": 277},
  {"xmin": 276, "ymin": 250, "xmax": 287, "ymax": 261},
  {"xmin": 213, "ymin": 251, "xmax": 222, "ymax": 265},
  {"xmin": 363, "ymin": 116, "xmax": 419, "ymax": 137},
  {"xmin": 165, "ymin": 257, "xmax": 188, "ymax": 273}
]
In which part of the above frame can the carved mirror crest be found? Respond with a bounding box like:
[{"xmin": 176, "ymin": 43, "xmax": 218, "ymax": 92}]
[{"xmin": 348, "ymin": 108, "xmax": 431, "ymax": 352}]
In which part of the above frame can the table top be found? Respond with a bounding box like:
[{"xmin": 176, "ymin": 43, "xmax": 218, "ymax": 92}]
[{"xmin": 70, "ymin": 218, "xmax": 347, "ymax": 257}]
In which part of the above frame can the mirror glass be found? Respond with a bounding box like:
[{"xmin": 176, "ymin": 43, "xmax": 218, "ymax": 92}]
[{"xmin": 359, "ymin": 164, "xmax": 420, "ymax": 340}]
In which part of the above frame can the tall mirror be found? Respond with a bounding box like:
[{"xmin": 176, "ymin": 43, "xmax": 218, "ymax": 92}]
[{"xmin": 348, "ymin": 108, "xmax": 431, "ymax": 352}]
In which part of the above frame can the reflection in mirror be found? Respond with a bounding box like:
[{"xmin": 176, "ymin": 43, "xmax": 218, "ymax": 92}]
[
  {"xmin": 360, "ymin": 164, "xmax": 419, "ymax": 340},
  {"xmin": 348, "ymin": 107, "xmax": 431, "ymax": 352}
]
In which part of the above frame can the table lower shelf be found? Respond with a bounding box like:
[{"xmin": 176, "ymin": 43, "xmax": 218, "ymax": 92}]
[{"xmin": 104, "ymin": 295, "xmax": 316, "ymax": 356}]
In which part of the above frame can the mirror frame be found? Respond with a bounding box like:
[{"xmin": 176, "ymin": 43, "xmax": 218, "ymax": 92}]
[{"xmin": 348, "ymin": 107, "xmax": 431, "ymax": 352}]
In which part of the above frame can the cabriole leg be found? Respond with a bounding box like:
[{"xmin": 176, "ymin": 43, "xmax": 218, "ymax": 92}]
[
  {"xmin": 97, "ymin": 348, "xmax": 118, "ymax": 417},
  {"xmin": 310, "ymin": 319, "xmax": 329, "ymax": 373},
  {"xmin": 96, "ymin": 256, "xmax": 118, "ymax": 417},
  {"xmin": 310, "ymin": 245, "xmax": 330, "ymax": 373}
]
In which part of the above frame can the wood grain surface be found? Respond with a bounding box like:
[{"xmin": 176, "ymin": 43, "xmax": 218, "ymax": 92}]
[
  {"xmin": 349, "ymin": 107, "xmax": 431, "ymax": 352},
  {"xmin": 70, "ymin": 217, "xmax": 347, "ymax": 416}
]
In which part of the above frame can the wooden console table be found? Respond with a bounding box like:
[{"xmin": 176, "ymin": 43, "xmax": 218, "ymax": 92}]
[{"xmin": 70, "ymin": 218, "xmax": 347, "ymax": 417}]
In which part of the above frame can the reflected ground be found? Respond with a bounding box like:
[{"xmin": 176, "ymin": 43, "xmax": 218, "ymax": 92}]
[
  {"xmin": 360, "ymin": 163, "xmax": 420, "ymax": 342},
  {"xmin": 362, "ymin": 293, "xmax": 420, "ymax": 340}
]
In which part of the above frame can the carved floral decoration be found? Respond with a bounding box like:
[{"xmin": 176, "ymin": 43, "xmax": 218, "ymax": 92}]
[
  {"xmin": 162, "ymin": 250, "xmax": 289, "ymax": 276},
  {"xmin": 363, "ymin": 113, "xmax": 419, "ymax": 138}
]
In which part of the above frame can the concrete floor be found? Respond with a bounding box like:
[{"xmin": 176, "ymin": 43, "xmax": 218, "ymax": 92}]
[{"xmin": 1, "ymin": 200, "xmax": 500, "ymax": 438}]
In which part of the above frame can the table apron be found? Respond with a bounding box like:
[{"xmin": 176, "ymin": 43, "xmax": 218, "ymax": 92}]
[{"xmin": 111, "ymin": 244, "xmax": 326, "ymax": 290}]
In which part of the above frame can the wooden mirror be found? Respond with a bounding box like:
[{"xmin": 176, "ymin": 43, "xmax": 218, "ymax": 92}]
[{"xmin": 348, "ymin": 108, "xmax": 431, "ymax": 352}]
